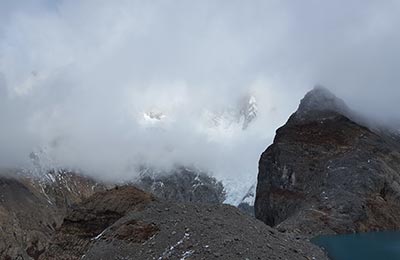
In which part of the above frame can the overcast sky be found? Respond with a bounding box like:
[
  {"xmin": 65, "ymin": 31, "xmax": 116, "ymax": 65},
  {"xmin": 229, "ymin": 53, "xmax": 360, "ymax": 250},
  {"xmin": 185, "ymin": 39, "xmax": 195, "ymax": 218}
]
[{"xmin": 1, "ymin": 1, "xmax": 399, "ymax": 196}]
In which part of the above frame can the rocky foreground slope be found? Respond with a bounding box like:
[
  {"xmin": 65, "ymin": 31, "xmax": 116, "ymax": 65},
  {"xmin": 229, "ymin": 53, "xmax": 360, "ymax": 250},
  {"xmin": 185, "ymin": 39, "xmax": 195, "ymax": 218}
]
[
  {"xmin": 42, "ymin": 186, "xmax": 326, "ymax": 260},
  {"xmin": 0, "ymin": 169, "xmax": 105, "ymax": 260},
  {"xmin": 255, "ymin": 87, "xmax": 400, "ymax": 236},
  {"xmin": 1, "ymin": 169, "xmax": 326, "ymax": 259}
]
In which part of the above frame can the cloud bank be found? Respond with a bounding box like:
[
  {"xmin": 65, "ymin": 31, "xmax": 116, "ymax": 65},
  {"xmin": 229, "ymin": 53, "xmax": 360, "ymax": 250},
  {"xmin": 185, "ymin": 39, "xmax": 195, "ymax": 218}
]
[{"xmin": 1, "ymin": 1, "xmax": 400, "ymax": 195}]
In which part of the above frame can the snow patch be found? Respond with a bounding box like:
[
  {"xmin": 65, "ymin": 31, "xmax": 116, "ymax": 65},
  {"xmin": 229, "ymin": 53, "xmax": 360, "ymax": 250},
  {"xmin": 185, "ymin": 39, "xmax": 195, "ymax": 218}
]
[{"xmin": 158, "ymin": 233, "xmax": 190, "ymax": 260}]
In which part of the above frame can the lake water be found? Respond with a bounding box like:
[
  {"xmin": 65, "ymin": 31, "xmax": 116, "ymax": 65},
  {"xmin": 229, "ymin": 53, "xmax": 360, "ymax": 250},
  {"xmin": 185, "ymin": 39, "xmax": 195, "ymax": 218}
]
[{"xmin": 312, "ymin": 232, "xmax": 400, "ymax": 260}]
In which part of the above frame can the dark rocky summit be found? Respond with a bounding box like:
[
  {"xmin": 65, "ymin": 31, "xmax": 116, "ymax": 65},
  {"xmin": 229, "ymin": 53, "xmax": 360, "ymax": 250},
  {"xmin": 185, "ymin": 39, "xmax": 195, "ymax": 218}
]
[
  {"xmin": 41, "ymin": 186, "xmax": 327, "ymax": 260},
  {"xmin": 255, "ymin": 87, "xmax": 400, "ymax": 236}
]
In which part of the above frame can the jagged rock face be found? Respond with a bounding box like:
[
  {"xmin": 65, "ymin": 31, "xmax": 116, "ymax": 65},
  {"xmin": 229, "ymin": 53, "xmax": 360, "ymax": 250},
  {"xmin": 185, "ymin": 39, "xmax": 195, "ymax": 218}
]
[
  {"xmin": 135, "ymin": 167, "xmax": 226, "ymax": 204},
  {"xmin": 255, "ymin": 87, "xmax": 400, "ymax": 236},
  {"xmin": 41, "ymin": 186, "xmax": 327, "ymax": 260},
  {"xmin": 0, "ymin": 170, "xmax": 105, "ymax": 260}
]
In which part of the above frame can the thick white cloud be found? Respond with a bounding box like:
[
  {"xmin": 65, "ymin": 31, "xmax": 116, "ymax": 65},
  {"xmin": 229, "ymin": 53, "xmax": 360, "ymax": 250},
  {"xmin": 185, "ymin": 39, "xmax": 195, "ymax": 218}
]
[{"xmin": 0, "ymin": 1, "xmax": 399, "ymax": 190}]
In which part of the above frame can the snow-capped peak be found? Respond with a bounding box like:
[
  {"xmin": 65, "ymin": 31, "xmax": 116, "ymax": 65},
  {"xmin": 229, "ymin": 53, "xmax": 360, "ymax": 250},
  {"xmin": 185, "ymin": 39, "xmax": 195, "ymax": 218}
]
[
  {"xmin": 202, "ymin": 93, "xmax": 258, "ymax": 133},
  {"xmin": 240, "ymin": 95, "xmax": 258, "ymax": 130},
  {"xmin": 139, "ymin": 110, "xmax": 167, "ymax": 127},
  {"xmin": 144, "ymin": 111, "xmax": 166, "ymax": 121}
]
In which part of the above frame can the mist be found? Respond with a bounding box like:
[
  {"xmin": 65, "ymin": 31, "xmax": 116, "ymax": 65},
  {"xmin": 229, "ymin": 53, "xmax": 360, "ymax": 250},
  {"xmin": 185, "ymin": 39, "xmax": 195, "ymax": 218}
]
[{"xmin": 1, "ymin": 1, "xmax": 400, "ymax": 201}]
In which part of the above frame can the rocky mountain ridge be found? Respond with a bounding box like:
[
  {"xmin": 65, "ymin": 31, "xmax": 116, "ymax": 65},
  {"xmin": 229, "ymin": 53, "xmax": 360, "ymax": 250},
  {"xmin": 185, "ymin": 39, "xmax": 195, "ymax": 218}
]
[
  {"xmin": 134, "ymin": 166, "xmax": 226, "ymax": 204},
  {"xmin": 255, "ymin": 87, "xmax": 400, "ymax": 236}
]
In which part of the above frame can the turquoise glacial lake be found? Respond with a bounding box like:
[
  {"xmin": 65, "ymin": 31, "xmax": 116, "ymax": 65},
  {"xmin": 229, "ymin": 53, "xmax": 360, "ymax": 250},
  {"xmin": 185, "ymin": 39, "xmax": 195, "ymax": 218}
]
[{"xmin": 312, "ymin": 232, "xmax": 400, "ymax": 260}]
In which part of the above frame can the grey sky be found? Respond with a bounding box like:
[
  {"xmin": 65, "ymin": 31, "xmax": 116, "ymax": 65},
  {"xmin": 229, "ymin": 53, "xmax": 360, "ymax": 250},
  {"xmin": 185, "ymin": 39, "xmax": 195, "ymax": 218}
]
[{"xmin": 0, "ymin": 1, "xmax": 399, "ymax": 192}]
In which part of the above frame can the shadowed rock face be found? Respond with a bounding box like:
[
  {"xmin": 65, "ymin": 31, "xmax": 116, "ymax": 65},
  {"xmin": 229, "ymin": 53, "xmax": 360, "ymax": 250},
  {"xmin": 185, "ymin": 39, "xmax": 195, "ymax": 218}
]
[
  {"xmin": 255, "ymin": 87, "xmax": 400, "ymax": 236},
  {"xmin": 0, "ymin": 170, "xmax": 105, "ymax": 260}
]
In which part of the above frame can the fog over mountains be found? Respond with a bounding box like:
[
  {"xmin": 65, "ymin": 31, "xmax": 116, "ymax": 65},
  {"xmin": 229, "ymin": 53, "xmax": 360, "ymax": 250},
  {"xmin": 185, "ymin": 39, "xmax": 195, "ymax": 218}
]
[{"xmin": 1, "ymin": 1, "xmax": 400, "ymax": 202}]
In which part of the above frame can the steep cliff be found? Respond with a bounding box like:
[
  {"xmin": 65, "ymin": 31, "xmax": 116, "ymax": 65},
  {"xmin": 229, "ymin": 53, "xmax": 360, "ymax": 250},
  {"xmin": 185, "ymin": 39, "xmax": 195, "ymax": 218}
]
[{"xmin": 255, "ymin": 87, "xmax": 400, "ymax": 236}]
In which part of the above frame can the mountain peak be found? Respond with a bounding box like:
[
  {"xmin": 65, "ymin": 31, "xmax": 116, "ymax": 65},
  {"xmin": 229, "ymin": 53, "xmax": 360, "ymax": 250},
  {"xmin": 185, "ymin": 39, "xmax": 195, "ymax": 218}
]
[{"xmin": 294, "ymin": 86, "xmax": 350, "ymax": 121}]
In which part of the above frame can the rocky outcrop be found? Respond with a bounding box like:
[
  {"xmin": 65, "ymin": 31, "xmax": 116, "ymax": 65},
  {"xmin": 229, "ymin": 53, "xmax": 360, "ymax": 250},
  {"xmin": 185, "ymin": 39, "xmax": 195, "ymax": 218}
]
[
  {"xmin": 255, "ymin": 87, "xmax": 400, "ymax": 236},
  {"xmin": 135, "ymin": 167, "xmax": 226, "ymax": 204},
  {"xmin": 41, "ymin": 186, "xmax": 327, "ymax": 260},
  {"xmin": 0, "ymin": 169, "xmax": 105, "ymax": 260},
  {"xmin": 42, "ymin": 186, "xmax": 154, "ymax": 259}
]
